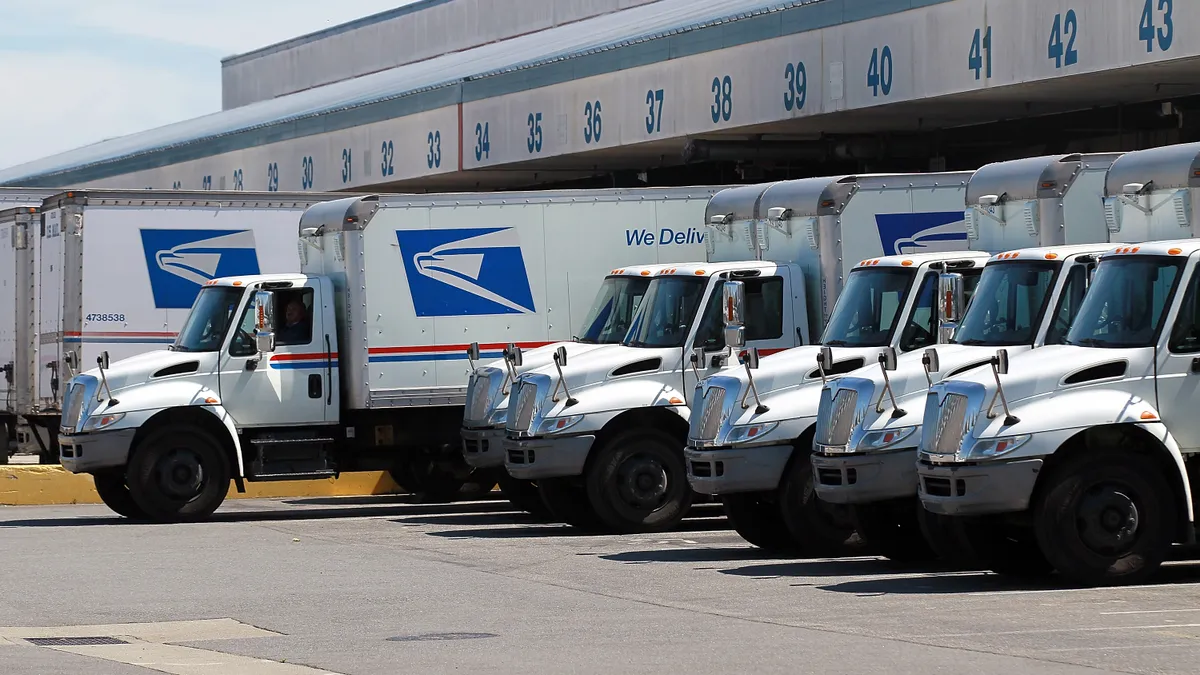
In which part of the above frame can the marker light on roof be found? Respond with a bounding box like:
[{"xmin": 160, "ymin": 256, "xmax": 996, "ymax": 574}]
[
  {"xmin": 901, "ymin": 260, "xmax": 913, "ymax": 267},
  {"xmin": 1169, "ymin": 248, "xmax": 1183, "ymax": 255},
  {"xmin": 1044, "ymin": 252, "xmax": 1058, "ymax": 260}
]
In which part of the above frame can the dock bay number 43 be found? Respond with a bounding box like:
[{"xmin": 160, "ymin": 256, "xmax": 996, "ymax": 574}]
[{"xmin": 1140, "ymin": 0, "xmax": 1174, "ymax": 53}]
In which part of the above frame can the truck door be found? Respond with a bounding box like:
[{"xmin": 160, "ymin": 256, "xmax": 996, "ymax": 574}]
[
  {"xmin": 219, "ymin": 280, "xmax": 336, "ymax": 427},
  {"xmin": 1157, "ymin": 262, "xmax": 1200, "ymax": 451},
  {"xmin": 684, "ymin": 271, "xmax": 792, "ymax": 403}
]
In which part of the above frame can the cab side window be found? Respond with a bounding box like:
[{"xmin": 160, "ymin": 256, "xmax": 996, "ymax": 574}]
[
  {"xmin": 1169, "ymin": 271, "xmax": 1200, "ymax": 354},
  {"xmin": 692, "ymin": 276, "xmax": 785, "ymax": 348},
  {"xmin": 900, "ymin": 271, "xmax": 981, "ymax": 352},
  {"xmin": 1045, "ymin": 265, "xmax": 1088, "ymax": 345},
  {"xmin": 275, "ymin": 289, "xmax": 315, "ymax": 347}
]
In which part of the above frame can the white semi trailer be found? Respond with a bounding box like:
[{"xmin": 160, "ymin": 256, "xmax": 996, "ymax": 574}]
[
  {"xmin": 501, "ymin": 172, "xmax": 982, "ymax": 534},
  {"xmin": 1, "ymin": 205, "xmax": 44, "ymax": 464},
  {"xmin": 809, "ymin": 153, "xmax": 1122, "ymax": 561},
  {"xmin": 52, "ymin": 187, "xmax": 717, "ymax": 520},
  {"xmin": 916, "ymin": 141, "xmax": 1200, "ymax": 586}
]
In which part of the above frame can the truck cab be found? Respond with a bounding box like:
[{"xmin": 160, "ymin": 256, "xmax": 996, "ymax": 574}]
[
  {"xmin": 808, "ymin": 152, "xmax": 1123, "ymax": 561},
  {"xmin": 686, "ymin": 250, "xmax": 989, "ymax": 553},
  {"xmin": 503, "ymin": 260, "xmax": 805, "ymax": 532},
  {"xmin": 59, "ymin": 273, "xmax": 338, "ymax": 521},
  {"xmin": 914, "ymin": 141, "xmax": 1200, "ymax": 586},
  {"xmin": 461, "ymin": 263, "xmax": 667, "ymax": 514}
]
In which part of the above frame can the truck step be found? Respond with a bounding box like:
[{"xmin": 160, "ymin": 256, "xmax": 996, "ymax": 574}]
[
  {"xmin": 249, "ymin": 470, "xmax": 338, "ymax": 482},
  {"xmin": 248, "ymin": 436, "xmax": 336, "ymax": 446}
]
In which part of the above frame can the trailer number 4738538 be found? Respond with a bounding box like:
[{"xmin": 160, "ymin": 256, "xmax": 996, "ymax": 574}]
[{"xmin": 86, "ymin": 313, "xmax": 127, "ymax": 323}]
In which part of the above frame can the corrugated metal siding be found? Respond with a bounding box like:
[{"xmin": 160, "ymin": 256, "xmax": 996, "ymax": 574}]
[
  {"xmin": 221, "ymin": 0, "xmax": 660, "ymax": 109},
  {"xmin": 0, "ymin": 0, "xmax": 943, "ymax": 186}
]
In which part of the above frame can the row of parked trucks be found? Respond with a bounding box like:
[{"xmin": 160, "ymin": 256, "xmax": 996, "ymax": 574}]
[{"xmin": 28, "ymin": 140, "xmax": 1200, "ymax": 587}]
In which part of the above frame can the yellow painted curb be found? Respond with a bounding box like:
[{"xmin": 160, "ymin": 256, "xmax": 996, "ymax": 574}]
[{"xmin": 0, "ymin": 465, "xmax": 408, "ymax": 506}]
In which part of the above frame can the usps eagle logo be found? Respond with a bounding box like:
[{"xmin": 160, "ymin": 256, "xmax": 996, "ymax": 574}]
[
  {"xmin": 139, "ymin": 229, "xmax": 261, "ymax": 309},
  {"xmin": 396, "ymin": 227, "xmax": 536, "ymax": 317}
]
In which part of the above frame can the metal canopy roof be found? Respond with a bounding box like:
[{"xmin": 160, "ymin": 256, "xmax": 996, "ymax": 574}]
[{"xmin": 1, "ymin": 0, "xmax": 847, "ymax": 184}]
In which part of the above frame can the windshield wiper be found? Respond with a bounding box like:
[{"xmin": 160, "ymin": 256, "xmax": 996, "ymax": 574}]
[
  {"xmin": 823, "ymin": 340, "xmax": 850, "ymax": 347},
  {"xmin": 1071, "ymin": 338, "xmax": 1111, "ymax": 348},
  {"xmin": 957, "ymin": 338, "xmax": 990, "ymax": 346},
  {"xmin": 171, "ymin": 345, "xmax": 190, "ymax": 352}
]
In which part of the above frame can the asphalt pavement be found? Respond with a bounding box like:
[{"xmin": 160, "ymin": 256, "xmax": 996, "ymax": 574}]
[{"xmin": 3, "ymin": 495, "xmax": 1200, "ymax": 674}]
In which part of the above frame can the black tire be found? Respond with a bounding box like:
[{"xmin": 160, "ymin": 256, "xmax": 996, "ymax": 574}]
[
  {"xmin": 389, "ymin": 458, "xmax": 466, "ymax": 503},
  {"xmin": 778, "ymin": 449, "xmax": 859, "ymax": 556},
  {"xmin": 958, "ymin": 516, "xmax": 1053, "ymax": 578},
  {"xmin": 538, "ymin": 477, "xmax": 605, "ymax": 531},
  {"xmin": 126, "ymin": 425, "xmax": 230, "ymax": 523},
  {"xmin": 497, "ymin": 473, "xmax": 552, "ymax": 519},
  {"xmin": 584, "ymin": 429, "xmax": 692, "ymax": 534},
  {"xmin": 722, "ymin": 492, "xmax": 802, "ymax": 553},
  {"xmin": 917, "ymin": 509, "xmax": 980, "ymax": 568},
  {"xmin": 92, "ymin": 470, "xmax": 148, "ymax": 520},
  {"xmin": 1033, "ymin": 450, "xmax": 1176, "ymax": 587},
  {"xmin": 851, "ymin": 499, "xmax": 936, "ymax": 563}
]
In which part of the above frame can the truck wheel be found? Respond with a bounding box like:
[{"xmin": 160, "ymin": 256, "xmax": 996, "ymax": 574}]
[
  {"xmin": 585, "ymin": 429, "xmax": 692, "ymax": 534},
  {"xmin": 722, "ymin": 492, "xmax": 802, "ymax": 553},
  {"xmin": 388, "ymin": 459, "xmax": 465, "ymax": 503},
  {"xmin": 1034, "ymin": 450, "xmax": 1175, "ymax": 587},
  {"xmin": 959, "ymin": 518, "xmax": 1053, "ymax": 578},
  {"xmin": 497, "ymin": 473, "xmax": 551, "ymax": 519},
  {"xmin": 850, "ymin": 499, "xmax": 935, "ymax": 563},
  {"xmin": 916, "ymin": 510, "xmax": 980, "ymax": 568},
  {"xmin": 92, "ymin": 470, "xmax": 147, "ymax": 520},
  {"xmin": 778, "ymin": 450, "xmax": 859, "ymax": 556},
  {"xmin": 538, "ymin": 477, "xmax": 605, "ymax": 532},
  {"xmin": 126, "ymin": 425, "xmax": 230, "ymax": 523}
]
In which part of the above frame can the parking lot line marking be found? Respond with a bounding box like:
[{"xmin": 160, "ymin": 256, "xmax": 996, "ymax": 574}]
[
  {"xmin": 923, "ymin": 624, "xmax": 1200, "ymax": 639},
  {"xmin": 1100, "ymin": 609, "xmax": 1200, "ymax": 615}
]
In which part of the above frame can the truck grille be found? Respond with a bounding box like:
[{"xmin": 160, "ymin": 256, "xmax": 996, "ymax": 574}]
[
  {"xmin": 924, "ymin": 392, "xmax": 970, "ymax": 456},
  {"xmin": 815, "ymin": 389, "xmax": 857, "ymax": 447},
  {"xmin": 464, "ymin": 372, "xmax": 492, "ymax": 423},
  {"xmin": 62, "ymin": 383, "xmax": 86, "ymax": 431},
  {"xmin": 689, "ymin": 386, "xmax": 726, "ymax": 442},
  {"xmin": 506, "ymin": 381, "xmax": 537, "ymax": 434}
]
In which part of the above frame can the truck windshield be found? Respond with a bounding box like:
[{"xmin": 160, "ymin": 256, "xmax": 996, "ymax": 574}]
[
  {"xmin": 1066, "ymin": 257, "xmax": 1185, "ymax": 349},
  {"xmin": 953, "ymin": 262, "xmax": 1057, "ymax": 346},
  {"xmin": 821, "ymin": 268, "xmax": 916, "ymax": 347},
  {"xmin": 623, "ymin": 276, "xmax": 708, "ymax": 348},
  {"xmin": 576, "ymin": 276, "xmax": 652, "ymax": 344},
  {"xmin": 171, "ymin": 287, "xmax": 245, "ymax": 352}
]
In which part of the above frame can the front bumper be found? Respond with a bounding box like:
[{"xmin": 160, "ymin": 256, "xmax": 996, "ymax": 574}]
[
  {"xmin": 58, "ymin": 428, "xmax": 137, "ymax": 473},
  {"xmin": 917, "ymin": 458, "xmax": 1043, "ymax": 516},
  {"xmin": 461, "ymin": 426, "xmax": 505, "ymax": 469},
  {"xmin": 811, "ymin": 447, "xmax": 917, "ymax": 504},
  {"xmin": 504, "ymin": 434, "xmax": 596, "ymax": 480},
  {"xmin": 684, "ymin": 444, "xmax": 792, "ymax": 495}
]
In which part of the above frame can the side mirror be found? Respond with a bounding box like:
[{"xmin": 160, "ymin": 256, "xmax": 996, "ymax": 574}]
[
  {"xmin": 880, "ymin": 346, "xmax": 898, "ymax": 372},
  {"xmin": 744, "ymin": 348, "xmax": 761, "ymax": 370},
  {"xmin": 817, "ymin": 345, "xmax": 833, "ymax": 370},
  {"xmin": 937, "ymin": 272, "xmax": 965, "ymax": 343},
  {"xmin": 253, "ymin": 290, "xmax": 276, "ymax": 354},
  {"xmin": 995, "ymin": 348, "xmax": 1009, "ymax": 375},
  {"xmin": 504, "ymin": 343, "xmax": 523, "ymax": 368},
  {"xmin": 98, "ymin": 351, "xmax": 110, "ymax": 370},
  {"xmin": 554, "ymin": 346, "xmax": 568, "ymax": 367},
  {"xmin": 692, "ymin": 346, "xmax": 707, "ymax": 366},
  {"xmin": 721, "ymin": 280, "xmax": 745, "ymax": 328},
  {"xmin": 923, "ymin": 348, "xmax": 940, "ymax": 373},
  {"xmin": 467, "ymin": 342, "xmax": 481, "ymax": 362},
  {"xmin": 723, "ymin": 325, "xmax": 746, "ymax": 350}
]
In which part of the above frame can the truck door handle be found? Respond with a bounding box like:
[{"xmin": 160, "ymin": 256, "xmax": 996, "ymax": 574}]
[{"xmin": 308, "ymin": 374, "xmax": 322, "ymax": 399}]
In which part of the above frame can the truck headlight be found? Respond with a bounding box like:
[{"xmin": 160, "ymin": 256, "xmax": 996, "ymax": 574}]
[
  {"xmin": 82, "ymin": 412, "xmax": 125, "ymax": 432},
  {"xmin": 857, "ymin": 426, "xmax": 917, "ymax": 452},
  {"xmin": 965, "ymin": 434, "xmax": 1031, "ymax": 460},
  {"xmin": 727, "ymin": 421, "xmax": 779, "ymax": 445},
  {"xmin": 538, "ymin": 414, "xmax": 584, "ymax": 435}
]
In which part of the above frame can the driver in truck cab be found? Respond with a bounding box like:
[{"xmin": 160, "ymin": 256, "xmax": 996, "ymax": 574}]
[{"xmin": 277, "ymin": 296, "xmax": 311, "ymax": 345}]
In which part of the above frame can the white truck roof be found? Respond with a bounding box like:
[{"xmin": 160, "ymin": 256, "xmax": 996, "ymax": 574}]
[
  {"xmin": 986, "ymin": 242, "xmax": 1117, "ymax": 264},
  {"xmin": 853, "ymin": 249, "xmax": 990, "ymax": 270},
  {"xmin": 1099, "ymin": 238, "xmax": 1200, "ymax": 259}
]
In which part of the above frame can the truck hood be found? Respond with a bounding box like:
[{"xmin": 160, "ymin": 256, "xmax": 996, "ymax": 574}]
[
  {"xmin": 940, "ymin": 344, "xmax": 1144, "ymax": 409},
  {"xmin": 466, "ymin": 341, "xmax": 610, "ymax": 427},
  {"xmin": 525, "ymin": 344, "xmax": 677, "ymax": 396},
  {"xmin": 718, "ymin": 345, "xmax": 882, "ymax": 400},
  {"xmin": 76, "ymin": 348, "xmax": 218, "ymax": 398},
  {"xmin": 849, "ymin": 344, "xmax": 1024, "ymax": 432},
  {"xmin": 476, "ymin": 341, "xmax": 608, "ymax": 374}
]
